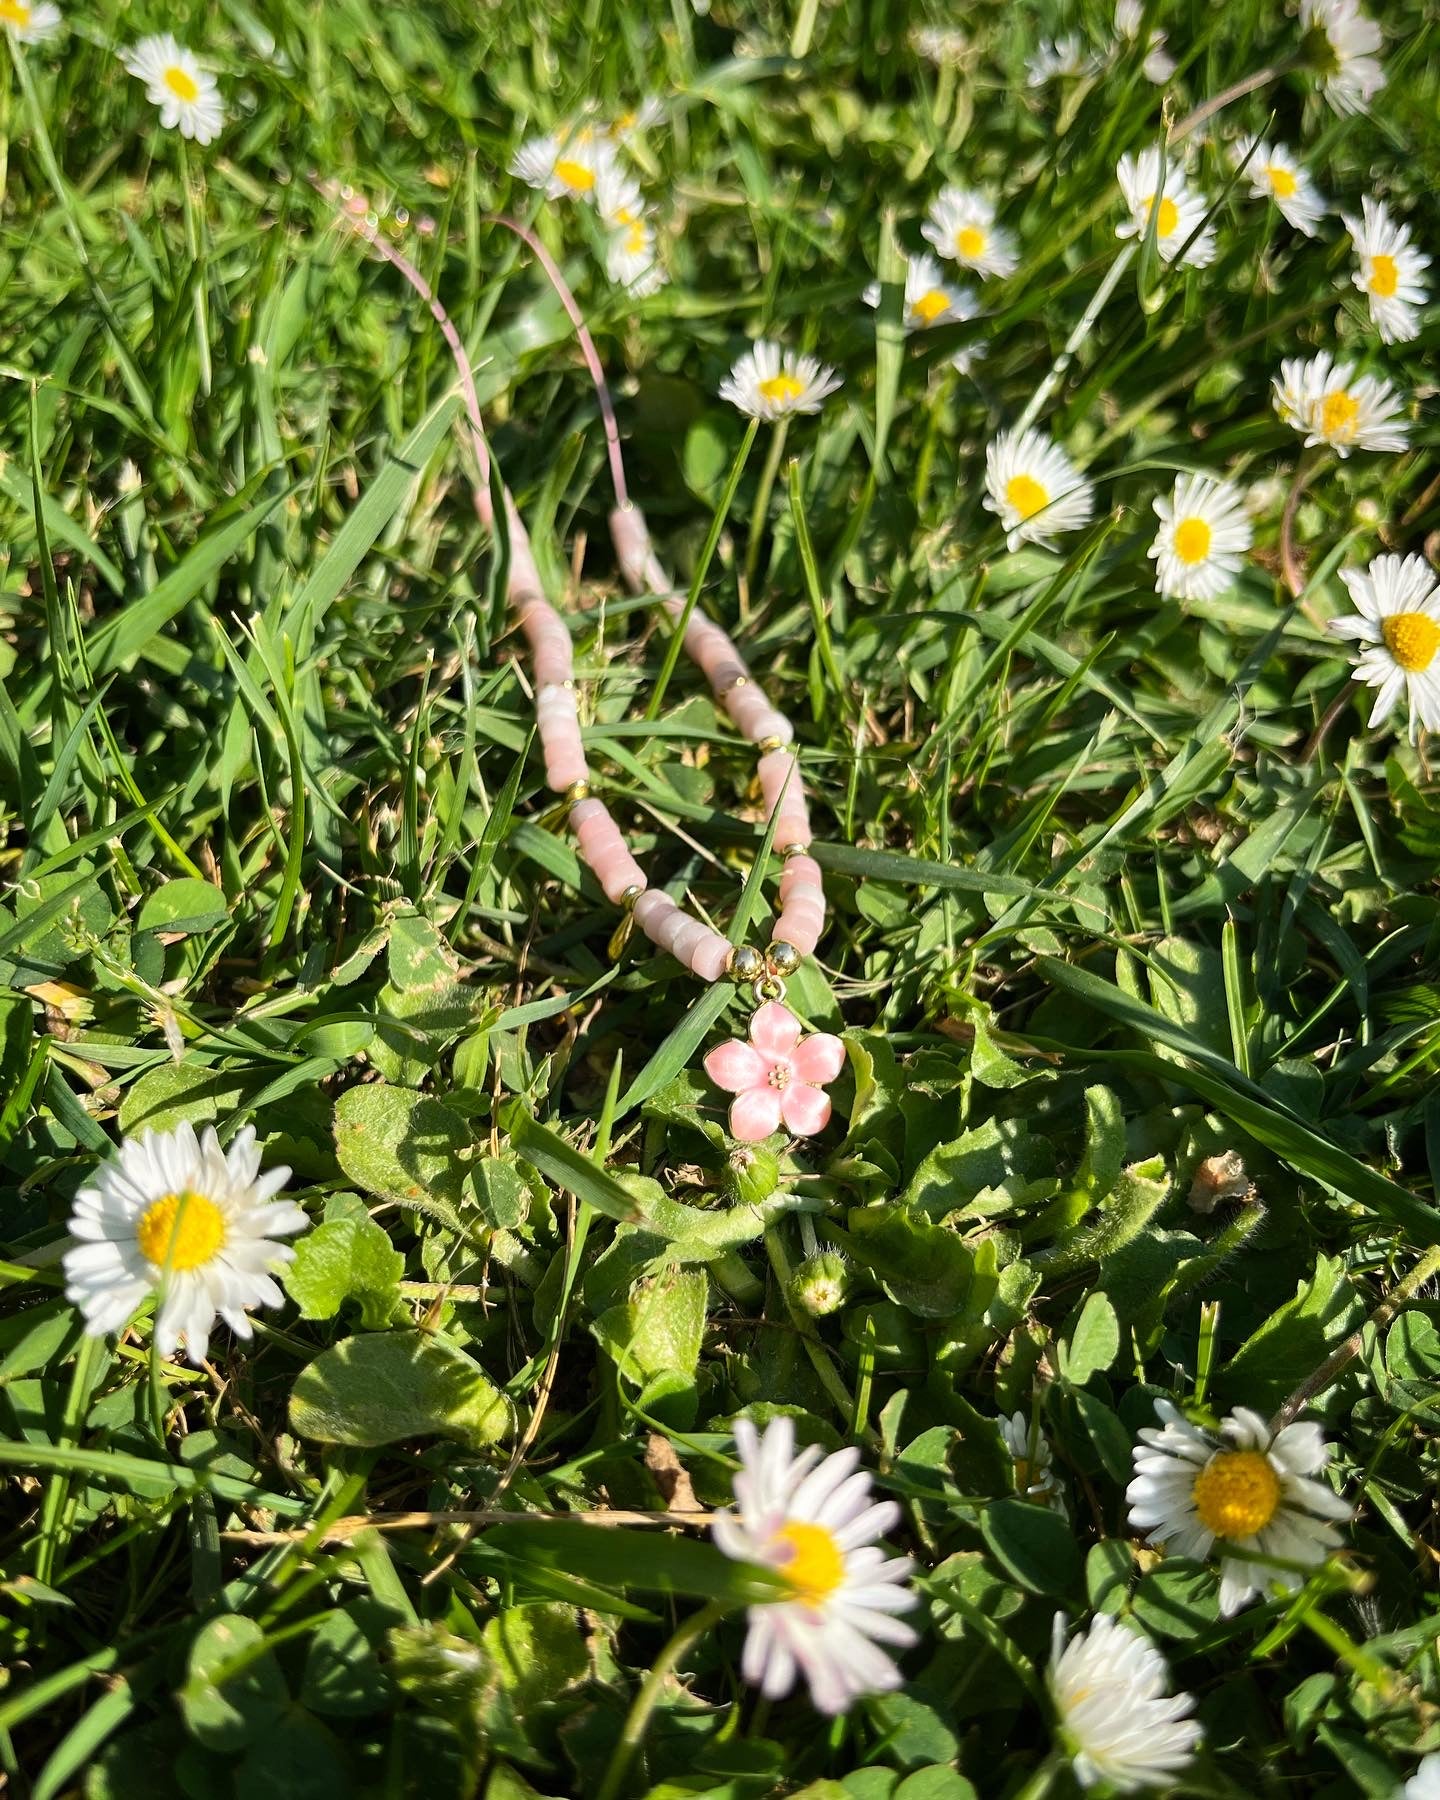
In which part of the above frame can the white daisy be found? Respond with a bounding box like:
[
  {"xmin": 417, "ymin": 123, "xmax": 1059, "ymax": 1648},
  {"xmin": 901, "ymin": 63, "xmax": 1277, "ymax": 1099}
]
[
  {"xmin": 1405, "ymin": 1755, "xmax": 1440, "ymax": 1800},
  {"xmin": 606, "ymin": 96, "xmax": 664, "ymax": 142},
  {"xmin": 1343, "ymin": 196, "xmax": 1430, "ymax": 345},
  {"xmin": 1301, "ymin": 0, "xmax": 1384, "ymax": 115},
  {"xmin": 509, "ymin": 127, "xmax": 614, "ymax": 201},
  {"xmin": 1126, "ymin": 1399, "xmax": 1352, "ymax": 1614},
  {"xmin": 719, "ymin": 340, "xmax": 843, "ymax": 421},
  {"xmin": 1328, "ymin": 553, "xmax": 1440, "ymax": 741},
  {"xmin": 595, "ymin": 162, "xmax": 667, "ymax": 295},
  {"xmin": 1271, "ymin": 350, "xmax": 1408, "ymax": 456},
  {"xmin": 1149, "ymin": 472, "xmax": 1254, "ymax": 601},
  {"xmin": 863, "ymin": 251, "xmax": 979, "ymax": 333},
  {"xmin": 999, "ymin": 1410, "xmax": 1065, "ymax": 1512},
  {"xmin": 1116, "ymin": 146, "xmax": 1217, "ymax": 268},
  {"xmin": 921, "ymin": 187, "xmax": 1019, "ymax": 280},
  {"xmin": 1114, "ymin": 0, "xmax": 1175, "ymax": 84},
  {"xmin": 0, "ymin": 0, "xmax": 62, "ymax": 43},
  {"xmin": 120, "ymin": 36, "xmax": 225, "ymax": 145},
  {"xmin": 62, "ymin": 1123, "xmax": 308, "ymax": 1365},
  {"xmin": 911, "ymin": 25, "xmax": 970, "ymax": 66},
  {"xmin": 1025, "ymin": 33, "xmax": 1096, "ymax": 86},
  {"xmin": 711, "ymin": 1416, "xmax": 919, "ymax": 1715},
  {"xmin": 1049, "ymin": 1613, "xmax": 1202, "ymax": 1792},
  {"xmin": 983, "ymin": 426, "xmax": 1095, "ymax": 552},
  {"xmin": 1232, "ymin": 137, "xmax": 1326, "ymax": 237}
]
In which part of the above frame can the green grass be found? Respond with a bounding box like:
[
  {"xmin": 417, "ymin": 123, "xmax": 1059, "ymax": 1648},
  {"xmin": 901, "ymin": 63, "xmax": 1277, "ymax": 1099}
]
[{"xmin": 3, "ymin": 0, "xmax": 1440, "ymax": 1795}]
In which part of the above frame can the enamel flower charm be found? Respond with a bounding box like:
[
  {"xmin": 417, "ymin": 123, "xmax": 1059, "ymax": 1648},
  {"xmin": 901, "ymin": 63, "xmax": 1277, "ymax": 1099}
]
[{"xmin": 704, "ymin": 1001, "xmax": 844, "ymax": 1143}]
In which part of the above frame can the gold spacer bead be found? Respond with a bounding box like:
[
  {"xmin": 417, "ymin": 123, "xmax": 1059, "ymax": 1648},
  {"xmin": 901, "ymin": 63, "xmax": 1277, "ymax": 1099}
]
[
  {"xmin": 781, "ymin": 841, "xmax": 811, "ymax": 859},
  {"xmin": 619, "ymin": 884, "xmax": 643, "ymax": 911},
  {"xmin": 728, "ymin": 944, "xmax": 765, "ymax": 983},
  {"xmin": 756, "ymin": 735, "xmax": 785, "ymax": 754},
  {"xmin": 767, "ymin": 940, "xmax": 801, "ymax": 978},
  {"xmin": 718, "ymin": 673, "xmax": 750, "ymax": 695},
  {"xmin": 561, "ymin": 678, "xmax": 576, "ymax": 690},
  {"xmin": 564, "ymin": 780, "xmax": 590, "ymax": 805}
]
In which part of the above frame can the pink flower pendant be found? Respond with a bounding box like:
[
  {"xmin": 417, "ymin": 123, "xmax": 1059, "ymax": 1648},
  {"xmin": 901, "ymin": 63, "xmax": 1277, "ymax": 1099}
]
[{"xmin": 703, "ymin": 1001, "xmax": 845, "ymax": 1143}]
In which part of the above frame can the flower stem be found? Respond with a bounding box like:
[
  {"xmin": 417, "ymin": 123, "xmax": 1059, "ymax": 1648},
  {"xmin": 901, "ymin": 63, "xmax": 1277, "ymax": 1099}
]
[
  {"xmin": 1015, "ymin": 244, "xmax": 1135, "ymax": 436},
  {"xmin": 595, "ymin": 1600, "xmax": 726, "ymax": 1800},
  {"xmin": 1171, "ymin": 61, "xmax": 1296, "ymax": 143},
  {"xmin": 744, "ymin": 417, "xmax": 789, "ymax": 597}
]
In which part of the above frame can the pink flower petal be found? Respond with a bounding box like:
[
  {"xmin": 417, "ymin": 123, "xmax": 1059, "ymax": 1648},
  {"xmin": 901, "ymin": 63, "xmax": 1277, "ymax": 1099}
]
[
  {"xmin": 704, "ymin": 1040, "xmax": 770, "ymax": 1094},
  {"xmin": 751, "ymin": 1001, "xmax": 802, "ymax": 1060},
  {"xmin": 780, "ymin": 1082, "xmax": 832, "ymax": 1136},
  {"xmin": 790, "ymin": 1033, "xmax": 845, "ymax": 1087},
  {"xmin": 730, "ymin": 1086, "xmax": 785, "ymax": 1143}
]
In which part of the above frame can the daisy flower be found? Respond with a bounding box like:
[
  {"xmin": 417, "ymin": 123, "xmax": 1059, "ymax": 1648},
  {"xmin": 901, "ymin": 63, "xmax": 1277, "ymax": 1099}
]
[
  {"xmin": 1343, "ymin": 196, "xmax": 1430, "ymax": 345},
  {"xmin": 711, "ymin": 1416, "xmax": 919, "ymax": 1715},
  {"xmin": 1300, "ymin": 0, "xmax": 1384, "ymax": 115},
  {"xmin": 999, "ymin": 1410, "xmax": 1065, "ymax": 1512},
  {"xmin": 718, "ymin": 341, "xmax": 842, "ymax": 422},
  {"xmin": 0, "ymin": 0, "xmax": 62, "ymax": 43},
  {"xmin": 509, "ymin": 127, "xmax": 614, "ymax": 201},
  {"xmin": 120, "ymin": 36, "xmax": 225, "ymax": 145},
  {"xmin": 595, "ymin": 162, "xmax": 667, "ymax": 296},
  {"xmin": 1126, "ymin": 1399, "xmax": 1352, "ymax": 1614},
  {"xmin": 910, "ymin": 25, "xmax": 969, "ymax": 66},
  {"xmin": 62, "ymin": 1122, "xmax": 308, "ymax": 1366},
  {"xmin": 1271, "ymin": 350, "xmax": 1408, "ymax": 456},
  {"xmin": 1049, "ymin": 1614, "xmax": 1202, "ymax": 1792},
  {"xmin": 1116, "ymin": 146, "xmax": 1216, "ymax": 268},
  {"xmin": 1232, "ymin": 137, "xmax": 1326, "ymax": 237},
  {"xmin": 1025, "ymin": 33, "xmax": 1096, "ymax": 86},
  {"xmin": 1149, "ymin": 473, "xmax": 1254, "ymax": 601},
  {"xmin": 1113, "ymin": 0, "xmax": 1175, "ymax": 84},
  {"xmin": 1328, "ymin": 553, "xmax": 1440, "ymax": 741},
  {"xmin": 983, "ymin": 426, "xmax": 1095, "ymax": 552},
  {"xmin": 863, "ymin": 251, "xmax": 979, "ymax": 333},
  {"xmin": 606, "ymin": 96, "xmax": 664, "ymax": 142},
  {"xmin": 1405, "ymin": 1755, "xmax": 1440, "ymax": 1800},
  {"xmin": 921, "ymin": 186, "xmax": 1019, "ymax": 280}
]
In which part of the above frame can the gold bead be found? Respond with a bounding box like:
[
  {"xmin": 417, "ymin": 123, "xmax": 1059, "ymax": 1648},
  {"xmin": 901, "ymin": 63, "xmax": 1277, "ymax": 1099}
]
[
  {"xmin": 781, "ymin": 842, "xmax": 810, "ymax": 859},
  {"xmin": 756, "ymin": 735, "xmax": 785, "ymax": 754},
  {"xmin": 728, "ymin": 944, "xmax": 764, "ymax": 983},
  {"xmin": 619, "ymin": 884, "xmax": 643, "ymax": 911},
  {"xmin": 767, "ymin": 940, "xmax": 801, "ymax": 978},
  {"xmin": 564, "ymin": 780, "xmax": 590, "ymax": 805}
]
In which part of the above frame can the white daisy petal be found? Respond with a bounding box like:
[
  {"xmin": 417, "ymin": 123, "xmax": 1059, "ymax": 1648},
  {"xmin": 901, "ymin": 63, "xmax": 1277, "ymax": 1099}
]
[
  {"xmin": 1231, "ymin": 137, "xmax": 1327, "ymax": 237},
  {"xmin": 1149, "ymin": 472, "xmax": 1254, "ymax": 601},
  {"xmin": 1301, "ymin": 0, "xmax": 1384, "ymax": 115},
  {"xmin": 61, "ymin": 1122, "xmax": 308, "ymax": 1366},
  {"xmin": 718, "ymin": 341, "xmax": 843, "ymax": 422},
  {"xmin": 1116, "ymin": 145, "xmax": 1217, "ymax": 268},
  {"xmin": 711, "ymin": 1418, "xmax": 918, "ymax": 1715},
  {"xmin": 0, "ymin": 0, "xmax": 62, "ymax": 43},
  {"xmin": 863, "ymin": 251, "xmax": 979, "ymax": 334},
  {"xmin": 1328, "ymin": 553, "xmax": 1440, "ymax": 741},
  {"xmin": 1026, "ymin": 33, "xmax": 1097, "ymax": 86},
  {"xmin": 1272, "ymin": 350, "xmax": 1408, "ymax": 457},
  {"xmin": 509, "ymin": 126, "xmax": 615, "ymax": 202},
  {"xmin": 1049, "ymin": 1613, "xmax": 1201, "ymax": 1791},
  {"xmin": 920, "ymin": 187, "xmax": 1019, "ymax": 280}
]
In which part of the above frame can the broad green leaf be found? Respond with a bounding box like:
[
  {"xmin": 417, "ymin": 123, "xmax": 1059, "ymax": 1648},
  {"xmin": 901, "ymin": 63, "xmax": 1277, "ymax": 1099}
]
[
  {"xmin": 980, "ymin": 1497, "xmax": 1082, "ymax": 1598},
  {"xmin": 1061, "ymin": 1291, "xmax": 1120, "ymax": 1385},
  {"xmin": 178, "ymin": 1616, "xmax": 287, "ymax": 1752},
  {"xmin": 289, "ymin": 1330, "xmax": 512, "ymax": 1448},
  {"xmin": 284, "ymin": 1218, "xmax": 403, "ymax": 1328},
  {"xmin": 333, "ymin": 1084, "xmax": 471, "ymax": 1224}
]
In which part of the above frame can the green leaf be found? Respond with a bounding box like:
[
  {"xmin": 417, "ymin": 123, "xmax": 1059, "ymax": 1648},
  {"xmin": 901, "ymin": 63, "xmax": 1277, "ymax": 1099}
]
[
  {"xmin": 473, "ymin": 1157, "xmax": 530, "ymax": 1230},
  {"xmin": 117, "ymin": 1063, "xmax": 249, "ymax": 1137},
  {"xmin": 481, "ymin": 1603, "xmax": 591, "ymax": 1715},
  {"xmin": 387, "ymin": 909, "xmax": 458, "ymax": 989},
  {"xmin": 300, "ymin": 1609, "xmax": 392, "ymax": 1718},
  {"xmin": 1074, "ymin": 1086, "xmax": 1126, "ymax": 1202},
  {"xmin": 135, "ymin": 878, "xmax": 229, "ymax": 936},
  {"xmin": 289, "ymin": 1330, "xmax": 512, "ymax": 1448},
  {"xmin": 285, "ymin": 1218, "xmax": 404, "ymax": 1329},
  {"xmin": 591, "ymin": 1267, "xmax": 708, "ymax": 1386},
  {"xmin": 177, "ymin": 1615, "xmax": 287, "ymax": 1752},
  {"xmin": 847, "ymin": 1205, "xmax": 973, "ymax": 1317},
  {"xmin": 333, "ymin": 1084, "xmax": 471, "ymax": 1225},
  {"xmin": 980, "ymin": 1497, "xmax": 1082, "ymax": 1598},
  {"xmin": 1220, "ymin": 1254, "xmax": 1361, "ymax": 1414},
  {"xmin": 484, "ymin": 1519, "xmax": 785, "ymax": 1608},
  {"xmin": 1061, "ymin": 1292, "xmax": 1120, "ymax": 1385}
]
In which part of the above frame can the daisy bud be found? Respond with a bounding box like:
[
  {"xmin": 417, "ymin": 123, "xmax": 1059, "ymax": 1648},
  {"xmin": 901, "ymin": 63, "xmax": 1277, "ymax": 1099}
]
[
  {"xmin": 789, "ymin": 1252, "xmax": 850, "ymax": 1318},
  {"xmin": 722, "ymin": 1144, "xmax": 780, "ymax": 1207}
]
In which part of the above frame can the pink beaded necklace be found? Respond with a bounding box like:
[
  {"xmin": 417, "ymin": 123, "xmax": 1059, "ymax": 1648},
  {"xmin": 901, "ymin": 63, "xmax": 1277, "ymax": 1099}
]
[{"xmin": 324, "ymin": 184, "xmax": 841, "ymax": 1143}]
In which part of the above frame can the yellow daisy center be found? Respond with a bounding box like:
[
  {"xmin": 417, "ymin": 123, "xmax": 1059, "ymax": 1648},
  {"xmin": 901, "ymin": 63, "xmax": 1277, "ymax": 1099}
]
[
  {"xmin": 1172, "ymin": 517, "xmax": 1212, "ymax": 565},
  {"xmin": 758, "ymin": 372, "xmax": 805, "ymax": 407},
  {"xmin": 771, "ymin": 1521, "xmax": 846, "ymax": 1605},
  {"xmin": 956, "ymin": 225, "xmax": 987, "ymax": 259},
  {"xmin": 1143, "ymin": 194, "xmax": 1180, "ymax": 238},
  {"xmin": 0, "ymin": 0, "xmax": 33, "ymax": 25},
  {"xmin": 913, "ymin": 287, "xmax": 951, "ymax": 324},
  {"xmin": 554, "ymin": 158, "xmax": 595, "ymax": 193},
  {"xmin": 1005, "ymin": 473, "xmax": 1049, "ymax": 520},
  {"xmin": 136, "ymin": 1190, "xmax": 226, "ymax": 1271},
  {"xmin": 1266, "ymin": 164, "xmax": 1298, "ymax": 199},
  {"xmin": 1191, "ymin": 1449, "xmax": 1282, "ymax": 1539},
  {"xmin": 1382, "ymin": 611, "xmax": 1440, "ymax": 673},
  {"xmin": 1320, "ymin": 388, "xmax": 1360, "ymax": 440},
  {"xmin": 623, "ymin": 222, "xmax": 647, "ymax": 254},
  {"xmin": 1368, "ymin": 253, "xmax": 1399, "ymax": 298},
  {"xmin": 164, "ymin": 65, "xmax": 201, "ymax": 104}
]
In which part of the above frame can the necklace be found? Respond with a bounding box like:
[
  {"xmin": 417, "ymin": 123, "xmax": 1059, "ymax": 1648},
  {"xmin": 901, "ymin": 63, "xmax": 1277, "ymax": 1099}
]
[{"xmin": 324, "ymin": 183, "xmax": 842, "ymax": 1143}]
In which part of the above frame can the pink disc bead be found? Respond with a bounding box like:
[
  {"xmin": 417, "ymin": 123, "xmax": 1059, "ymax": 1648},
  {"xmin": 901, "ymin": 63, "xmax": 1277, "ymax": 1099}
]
[
  {"xmin": 772, "ymin": 909, "xmax": 822, "ymax": 957},
  {"xmin": 758, "ymin": 749, "xmax": 811, "ymax": 850},
  {"xmin": 520, "ymin": 602, "xmax": 575, "ymax": 688},
  {"xmin": 572, "ymin": 799, "xmax": 647, "ymax": 904},
  {"xmin": 537, "ymin": 683, "xmax": 588, "ymax": 792},
  {"xmin": 779, "ymin": 854, "xmax": 823, "ymax": 899},
  {"xmin": 689, "ymin": 930, "xmax": 733, "ymax": 982},
  {"xmin": 633, "ymin": 890, "xmax": 680, "ymax": 949},
  {"xmin": 727, "ymin": 682, "xmax": 793, "ymax": 746}
]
